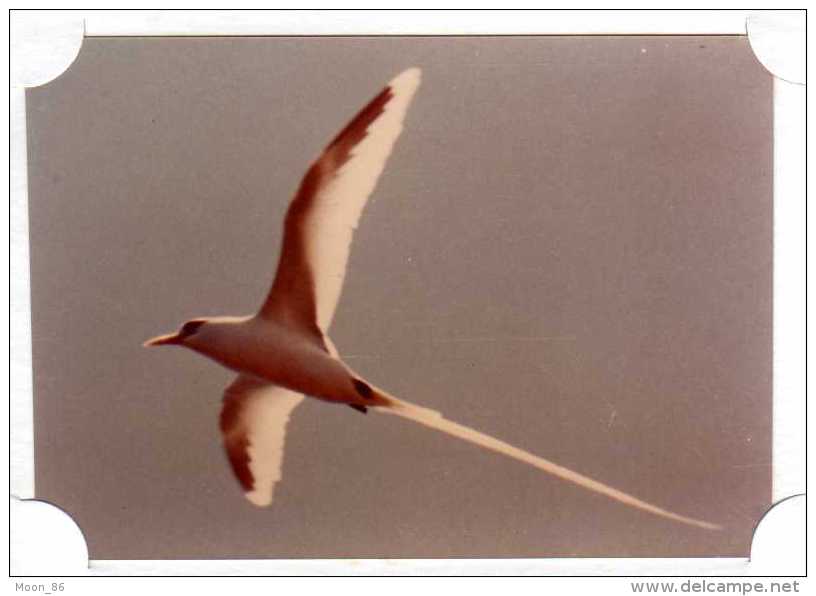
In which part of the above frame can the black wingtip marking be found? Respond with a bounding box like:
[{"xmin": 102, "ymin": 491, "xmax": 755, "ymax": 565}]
[
  {"xmin": 224, "ymin": 436, "xmax": 255, "ymax": 491},
  {"xmin": 349, "ymin": 404, "xmax": 368, "ymax": 414}
]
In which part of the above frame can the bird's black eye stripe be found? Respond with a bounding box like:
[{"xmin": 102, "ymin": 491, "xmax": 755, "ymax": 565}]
[{"xmin": 180, "ymin": 320, "xmax": 206, "ymax": 338}]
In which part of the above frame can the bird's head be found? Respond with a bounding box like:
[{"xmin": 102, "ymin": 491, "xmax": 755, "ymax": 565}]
[{"xmin": 143, "ymin": 318, "xmax": 209, "ymax": 348}]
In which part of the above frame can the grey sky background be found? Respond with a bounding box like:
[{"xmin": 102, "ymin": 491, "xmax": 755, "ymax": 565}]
[{"xmin": 27, "ymin": 36, "xmax": 771, "ymax": 559}]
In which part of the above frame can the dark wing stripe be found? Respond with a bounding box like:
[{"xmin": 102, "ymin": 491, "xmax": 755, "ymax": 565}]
[
  {"xmin": 325, "ymin": 86, "xmax": 393, "ymax": 167},
  {"xmin": 258, "ymin": 68, "xmax": 421, "ymax": 335},
  {"xmin": 262, "ymin": 85, "xmax": 396, "ymax": 331},
  {"xmin": 224, "ymin": 435, "xmax": 254, "ymax": 491},
  {"xmin": 219, "ymin": 375, "xmax": 305, "ymax": 506},
  {"xmin": 220, "ymin": 389, "xmax": 255, "ymax": 491}
]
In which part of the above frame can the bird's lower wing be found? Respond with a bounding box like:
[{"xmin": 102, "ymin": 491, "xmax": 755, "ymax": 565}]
[
  {"xmin": 220, "ymin": 375, "xmax": 304, "ymax": 506},
  {"xmin": 373, "ymin": 392, "xmax": 721, "ymax": 531}
]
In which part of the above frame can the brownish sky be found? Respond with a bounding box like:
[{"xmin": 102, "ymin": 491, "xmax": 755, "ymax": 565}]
[{"xmin": 27, "ymin": 35, "xmax": 772, "ymax": 559}]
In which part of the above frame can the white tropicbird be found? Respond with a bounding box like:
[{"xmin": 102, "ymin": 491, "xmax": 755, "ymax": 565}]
[{"xmin": 145, "ymin": 68, "xmax": 720, "ymax": 531}]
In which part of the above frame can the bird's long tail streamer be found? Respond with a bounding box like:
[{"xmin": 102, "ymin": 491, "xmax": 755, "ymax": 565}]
[{"xmin": 373, "ymin": 392, "xmax": 721, "ymax": 531}]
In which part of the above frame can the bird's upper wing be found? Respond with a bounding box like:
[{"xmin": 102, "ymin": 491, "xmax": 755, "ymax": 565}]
[
  {"xmin": 219, "ymin": 374, "xmax": 304, "ymax": 506},
  {"xmin": 259, "ymin": 68, "xmax": 421, "ymax": 334}
]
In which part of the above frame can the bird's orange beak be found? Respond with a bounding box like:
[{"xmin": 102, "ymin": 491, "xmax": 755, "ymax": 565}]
[{"xmin": 143, "ymin": 332, "xmax": 182, "ymax": 347}]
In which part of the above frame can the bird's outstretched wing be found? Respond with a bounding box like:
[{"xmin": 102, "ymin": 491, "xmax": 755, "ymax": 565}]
[
  {"xmin": 370, "ymin": 389, "xmax": 722, "ymax": 531},
  {"xmin": 259, "ymin": 68, "xmax": 422, "ymax": 335},
  {"xmin": 220, "ymin": 374, "xmax": 304, "ymax": 506}
]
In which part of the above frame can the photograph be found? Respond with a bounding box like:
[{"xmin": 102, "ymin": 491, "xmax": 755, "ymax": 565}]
[{"xmin": 24, "ymin": 33, "xmax": 772, "ymax": 560}]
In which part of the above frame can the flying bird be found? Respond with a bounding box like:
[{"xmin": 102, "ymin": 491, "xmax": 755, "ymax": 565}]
[{"xmin": 145, "ymin": 67, "xmax": 720, "ymax": 531}]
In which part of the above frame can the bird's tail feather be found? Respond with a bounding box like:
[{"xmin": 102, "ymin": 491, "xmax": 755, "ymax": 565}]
[{"xmin": 370, "ymin": 389, "xmax": 721, "ymax": 531}]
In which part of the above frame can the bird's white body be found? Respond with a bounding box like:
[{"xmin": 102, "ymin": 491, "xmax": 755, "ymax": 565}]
[
  {"xmin": 145, "ymin": 67, "xmax": 721, "ymax": 530},
  {"xmin": 184, "ymin": 316, "xmax": 362, "ymax": 405}
]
